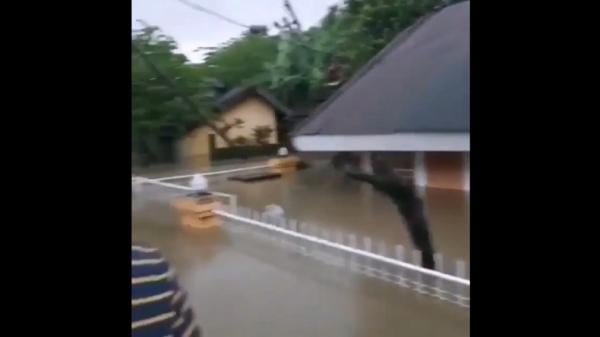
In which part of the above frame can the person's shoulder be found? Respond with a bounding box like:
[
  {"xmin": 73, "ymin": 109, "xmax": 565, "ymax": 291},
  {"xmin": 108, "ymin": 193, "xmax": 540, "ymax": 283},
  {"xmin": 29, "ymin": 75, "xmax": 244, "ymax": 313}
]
[
  {"xmin": 131, "ymin": 243, "xmax": 171, "ymax": 279},
  {"xmin": 131, "ymin": 243, "xmax": 174, "ymax": 307},
  {"xmin": 132, "ymin": 243, "xmax": 163, "ymax": 260},
  {"xmin": 131, "ymin": 243, "xmax": 178, "ymax": 336},
  {"xmin": 132, "ymin": 242, "xmax": 160, "ymax": 253}
]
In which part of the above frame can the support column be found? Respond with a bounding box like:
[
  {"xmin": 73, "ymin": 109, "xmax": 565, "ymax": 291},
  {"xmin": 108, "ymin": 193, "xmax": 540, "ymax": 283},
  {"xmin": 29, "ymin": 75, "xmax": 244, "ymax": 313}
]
[
  {"xmin": 359, "ymin": 152, "xmax": 373, "ymax": 173},
  {"xmin": 414, "ymin": 152, "xmax": 427, "ymax": 187},
  {"xmin": 464, "ymin": 153, "xmax": 470, "ymax": 221},
  {"xmin": 358, "ymin": 152, "xmax": 374, "ymax": 219},
  {"xmin": 464, "ymin": 152, "xmax": 470, "ymax": 191},
  {"xmin": 414, "ymin": 152, "xmax": 427, "ymax": 198}
]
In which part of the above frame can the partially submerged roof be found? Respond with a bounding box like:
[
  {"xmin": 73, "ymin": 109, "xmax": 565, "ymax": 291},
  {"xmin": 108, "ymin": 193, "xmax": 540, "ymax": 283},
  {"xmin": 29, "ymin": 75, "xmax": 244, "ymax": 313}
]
[
  {"xmin": 293, "ymin": 1, "xmax": 470, "ymax": 151},
  {"xmin": 216, "ymin": 86, "xmax": 293, "ymax": 117}
]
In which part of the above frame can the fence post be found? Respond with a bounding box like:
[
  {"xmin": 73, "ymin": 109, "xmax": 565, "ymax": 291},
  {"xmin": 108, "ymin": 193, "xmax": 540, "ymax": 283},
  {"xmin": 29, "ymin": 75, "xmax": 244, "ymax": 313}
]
[
  {"xmin": 362, "ymin": 236, "xmax": 374, "ymax": 277},
  {"xmin": 320, "ymin": 229, "xmax": 333, "ymax": 265},
  {"xmin": 230, "ymin": 194, "xmax": 238, "ymax": 213},
  {"xmin": 289, "ymin": 219, "xmax": 298, "ymax": 232},
  {"xmin": 348, "ymin": 234, "xmax": 358, "ymax": 272},
  {"xmin": 297, "ymin": 222, "xmax": 309, "ymax": 255},
  {"xmin": 305, "ymin": 224, "xmax": 316, "ymax": 257},
  {"xmin": 334, "ymin": 230, "xmax": 345, "ymax": 267},
  {"xmin": 455, "ymin": 260, "xmax": 468, "ymax": 307},
  {"xmin": 434, "ymin": 253, "xmax": 445, "ymax": 300},
  {"xmin": 376, "ymin": 241, "xmax": 389, "ymax": 281},
  {"xmin": 394, "ymin": 245, "xmax": 408, "ymax": 287},
  {"xmin": 298, "ymin": 222, "xmax": 306, "ymax": 234},
  {"xmin": 279, "ymin": 217, "xmax": 291, "ymax": 248},
  {"xmin": 237, "ymin": 206, "xmax": 246, "ymax": 218},
  {"xmin": 278, "ymin": 216, "xmax": 286, "ymax": 228},
  {"xmin": 412, "ymin": 250, "xmax": 426, "ymax": 294}
]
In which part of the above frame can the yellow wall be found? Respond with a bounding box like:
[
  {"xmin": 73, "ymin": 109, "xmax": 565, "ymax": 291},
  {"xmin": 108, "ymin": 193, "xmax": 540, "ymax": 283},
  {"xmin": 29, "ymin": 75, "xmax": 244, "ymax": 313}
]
[
  {"xmin": 178, "ymin": 127, "xmax": 211, "ymax": 157},
  {"xmin": 178, "ymin": 97, "xmax": 279, "ymax": 159},
  {"xmin": 212, "ymin": 97, "xmax": 279, "ymax": 148}
]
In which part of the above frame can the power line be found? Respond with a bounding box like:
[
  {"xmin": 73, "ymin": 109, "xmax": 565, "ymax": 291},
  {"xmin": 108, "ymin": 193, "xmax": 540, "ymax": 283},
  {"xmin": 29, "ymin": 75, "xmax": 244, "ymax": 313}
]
[
  {"xmin": 172, "ymin": 0, "xmax": 333, "ymax": 58},
  {"xmin": 175, "ymin": 0, "xmax": 250, "ymax": 29}
]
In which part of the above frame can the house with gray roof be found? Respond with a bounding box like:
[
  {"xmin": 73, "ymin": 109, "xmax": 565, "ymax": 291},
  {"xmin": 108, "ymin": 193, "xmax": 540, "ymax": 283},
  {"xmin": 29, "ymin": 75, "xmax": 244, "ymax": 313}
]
[{"xmin": 292, "ymin": 1, "xmax": 470, "ymax": 190}]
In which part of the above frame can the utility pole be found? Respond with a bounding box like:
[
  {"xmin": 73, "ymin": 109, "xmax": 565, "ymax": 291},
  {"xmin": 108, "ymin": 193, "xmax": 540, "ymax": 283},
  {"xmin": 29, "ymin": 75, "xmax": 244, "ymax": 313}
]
[{"xmin": 283, "ymin": 0, "xmax": 302, "ymax": 32}]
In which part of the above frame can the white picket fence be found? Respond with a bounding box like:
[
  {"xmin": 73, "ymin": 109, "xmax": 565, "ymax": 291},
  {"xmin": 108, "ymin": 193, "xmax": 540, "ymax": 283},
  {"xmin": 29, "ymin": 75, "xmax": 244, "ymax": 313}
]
[
  {"xmin": 133, "ymin": 170, "xmax": 470, "ymax": 308},
  {"xmin": 215, "ymin": 205, "xmax": 469, "ymax": 308}
]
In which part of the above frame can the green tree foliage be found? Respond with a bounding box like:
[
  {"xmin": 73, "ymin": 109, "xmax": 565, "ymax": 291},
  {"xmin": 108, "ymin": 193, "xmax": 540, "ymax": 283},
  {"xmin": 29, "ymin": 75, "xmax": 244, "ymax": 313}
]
[
  {"xmin": 265, "ymin": 26, "xmax": 338, "ymax": 109},
  {"xmin": 338, "ymin": 0, "xmax": 459, "ymax": 70},
  {"xmin": 265, "ymin": 0, "xmax": 459, "ymax": 110},
  {"xmin": 132, "ymin": 26, "xmax": 214, "ymax": 164},
  {"xmin": 198, "ymin": 35, "xmax": 279, "ymax": 90}
]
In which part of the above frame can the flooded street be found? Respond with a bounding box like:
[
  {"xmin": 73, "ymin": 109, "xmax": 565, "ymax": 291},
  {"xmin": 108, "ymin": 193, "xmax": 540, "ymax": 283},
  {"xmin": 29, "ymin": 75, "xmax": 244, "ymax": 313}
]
[
  {"xmin": 210, "ymin": 161, "xmax": 470, "ymax": 262},
  {"xmin": 133, "ymin": 159, "xmax": 470, "ymax": 336}
]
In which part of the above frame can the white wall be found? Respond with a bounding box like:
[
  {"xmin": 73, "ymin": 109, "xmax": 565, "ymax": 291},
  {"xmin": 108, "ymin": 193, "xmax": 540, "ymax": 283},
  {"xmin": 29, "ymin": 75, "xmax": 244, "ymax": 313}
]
[{"xmin": 293, "ymin": 133, "xmax": 470, "ymax": 152}]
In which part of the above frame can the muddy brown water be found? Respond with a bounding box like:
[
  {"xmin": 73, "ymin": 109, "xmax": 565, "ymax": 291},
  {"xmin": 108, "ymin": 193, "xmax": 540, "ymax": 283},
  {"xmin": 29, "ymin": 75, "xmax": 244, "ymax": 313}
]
[{"xmin": 133, "ymin": 160, "xmax": 469, "ymax": 337}]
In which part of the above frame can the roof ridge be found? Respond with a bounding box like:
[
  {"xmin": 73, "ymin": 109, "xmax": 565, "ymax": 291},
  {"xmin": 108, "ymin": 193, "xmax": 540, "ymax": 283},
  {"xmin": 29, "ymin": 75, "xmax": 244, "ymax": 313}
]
[{"xmin": 291, "ymin": 6, "xmax": 446, "ymax": 136}]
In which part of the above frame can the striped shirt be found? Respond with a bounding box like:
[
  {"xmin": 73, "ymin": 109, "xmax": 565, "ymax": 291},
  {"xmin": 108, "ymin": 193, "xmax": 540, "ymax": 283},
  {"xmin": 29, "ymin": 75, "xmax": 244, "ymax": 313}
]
[{"xmin": 132, "ymin": 245, "xmax": 201, "ymax": 337}]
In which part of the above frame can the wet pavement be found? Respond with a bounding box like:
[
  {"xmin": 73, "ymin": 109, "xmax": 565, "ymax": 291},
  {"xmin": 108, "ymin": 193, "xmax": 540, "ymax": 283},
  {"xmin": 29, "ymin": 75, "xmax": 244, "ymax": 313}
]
[{"xmin": 132, "ymin": 159, "xmax": 469, "ymax": 337}]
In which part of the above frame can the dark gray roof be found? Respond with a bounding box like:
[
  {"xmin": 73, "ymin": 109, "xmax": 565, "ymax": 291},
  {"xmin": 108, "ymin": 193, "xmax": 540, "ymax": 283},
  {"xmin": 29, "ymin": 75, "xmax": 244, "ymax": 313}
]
[
  {"xmin": 215, "ymin": 86, "xmax": 293, "ymax": 117},
  {"xmin": 294, "ymin": 1, "xmax": 470, "ymax": 136}
]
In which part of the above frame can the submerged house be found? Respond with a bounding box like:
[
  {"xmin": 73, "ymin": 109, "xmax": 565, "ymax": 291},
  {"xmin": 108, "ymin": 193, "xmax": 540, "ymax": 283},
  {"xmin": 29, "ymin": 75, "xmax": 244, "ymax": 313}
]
[
  {"xmin": 178, "ymin": 87, "xmax": 292, "ymax": 162},
  {"xmin": 292, "ymin": 1, "xmax": 470, "ymax": 191}
]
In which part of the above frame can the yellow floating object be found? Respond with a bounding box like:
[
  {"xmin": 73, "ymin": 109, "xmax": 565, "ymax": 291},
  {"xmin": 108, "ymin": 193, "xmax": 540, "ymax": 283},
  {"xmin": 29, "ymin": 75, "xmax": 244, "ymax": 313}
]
[
  {"xmin": 267, "ymin": 156, "xmax": 301, "ymax": 174},
  {"xmin": 171, "ymin": 197, "xmax": 222, "ymax": 230}
]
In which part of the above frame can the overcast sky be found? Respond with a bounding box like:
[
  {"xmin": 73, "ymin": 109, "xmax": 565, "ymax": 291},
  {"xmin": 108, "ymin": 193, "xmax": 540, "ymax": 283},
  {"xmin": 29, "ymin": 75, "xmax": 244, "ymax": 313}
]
[{"xmin": 132, "ymin": 0, "xmax": 341, "ymax": 62}]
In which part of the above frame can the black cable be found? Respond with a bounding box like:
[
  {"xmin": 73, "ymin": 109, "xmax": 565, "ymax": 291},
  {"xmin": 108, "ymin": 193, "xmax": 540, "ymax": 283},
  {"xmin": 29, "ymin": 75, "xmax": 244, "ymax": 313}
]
[
  {"xmin": 175, "ymin": 0, "xmax": 250, "ymax": 29},
  {"xmin": 175, "ymin": 0, "xmax": 332, "ymax": 56}
]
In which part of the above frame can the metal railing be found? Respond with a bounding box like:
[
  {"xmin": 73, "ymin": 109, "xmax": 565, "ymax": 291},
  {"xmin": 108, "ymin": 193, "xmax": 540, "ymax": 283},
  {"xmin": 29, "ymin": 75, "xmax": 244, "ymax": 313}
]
[
  {"xmin": 150, "ymin": 164, "xmax": 270, "ymax": 182},
  {"xmin": 216, "ymin": 205, "xmax": 469, "ymax": 308},
  {"xmin": 133, "ymin": 171, "xmax": 470, "ymax": 308}
]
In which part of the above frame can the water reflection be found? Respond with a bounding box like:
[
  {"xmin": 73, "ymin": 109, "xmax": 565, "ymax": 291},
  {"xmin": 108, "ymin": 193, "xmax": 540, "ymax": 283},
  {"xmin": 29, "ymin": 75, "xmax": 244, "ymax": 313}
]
[
  {"xmin": 210, "ymin": 162, "xmax": 469, "ymax": 262},
  {"xmin": 132, "ymin": 220, "xmax": 469, "ymax": 337},
  {"xmin": 132, "ymin": 159, "xmax": 469, "ymax": 337}
]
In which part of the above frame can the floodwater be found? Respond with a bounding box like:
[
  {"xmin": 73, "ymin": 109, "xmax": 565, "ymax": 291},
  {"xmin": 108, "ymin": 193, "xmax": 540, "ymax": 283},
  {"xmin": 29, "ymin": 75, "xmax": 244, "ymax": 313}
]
[
  {"xmin": 133, "ymin": 159, "xmax": 470, "ymax": 337},
  {"xmin": 210, "ymin": 161, "xmax": 470, "ymax": 262}
]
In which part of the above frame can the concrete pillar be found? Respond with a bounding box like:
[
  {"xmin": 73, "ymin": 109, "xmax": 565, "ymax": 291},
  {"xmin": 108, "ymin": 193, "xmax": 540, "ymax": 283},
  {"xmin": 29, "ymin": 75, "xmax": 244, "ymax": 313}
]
[
  {"xmin": 359, "ymin": 152, "xmax": 373, "ymax": 173},
  {"xmin": 414, "ymin": 152, "xmax": 427, "ymax": 197},
  {"xmin": 414, "ymin": 152, "xmax": 427, "ymax": 187},
  {"xmin": 464, "ymin": 152, "xmax": 470, "ymax": 191},
  {"xmin": 358, "ymin": 152, "xmax": 374, "ymax": 219}
]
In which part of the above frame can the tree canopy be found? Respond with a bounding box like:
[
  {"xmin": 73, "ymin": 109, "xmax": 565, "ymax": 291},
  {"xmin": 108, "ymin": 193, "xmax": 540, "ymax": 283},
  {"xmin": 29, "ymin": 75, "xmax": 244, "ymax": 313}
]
[
  {"xmin": 132, "ymin": 26, "xmax": 210, "ymax": 163},
  {"xmin": 132, "ymin": 0, "xmax": 463, "ymax": 164}
]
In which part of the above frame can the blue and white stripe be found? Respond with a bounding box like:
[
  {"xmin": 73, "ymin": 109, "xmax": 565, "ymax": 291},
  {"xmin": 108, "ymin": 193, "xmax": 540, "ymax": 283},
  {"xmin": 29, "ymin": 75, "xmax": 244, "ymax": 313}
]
[{"xmin": 132, "ymin": 245, "xmax": 201, "ymax": 337}]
